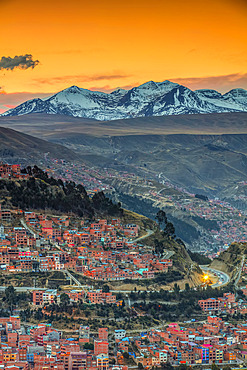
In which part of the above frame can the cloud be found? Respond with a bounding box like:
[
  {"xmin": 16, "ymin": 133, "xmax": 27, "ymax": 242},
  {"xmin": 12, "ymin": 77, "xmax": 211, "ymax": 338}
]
[
  {"xmin": 0, "ymin": 91, "xmax": 52, "ymax": 113},
  {"xmin": 4, "ymin": 104, "xmax": 16, "ymax": 109},
  {"xmin": 0, "ymin": 54, "xmax": 40, "ymax": 71},
  {"xmin": 34, "ymin": 73, "xmax": 131, "ymax": 85},
  {"xmin": 171, "ymin": 73, "xmax": 247, "ymax": 92}
]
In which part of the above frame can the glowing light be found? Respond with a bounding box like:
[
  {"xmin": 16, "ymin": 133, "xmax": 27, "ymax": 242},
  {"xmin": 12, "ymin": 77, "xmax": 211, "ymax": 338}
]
[{"xmin": 203, "ymin": 274, "xmax": 209, "ymax": 281}]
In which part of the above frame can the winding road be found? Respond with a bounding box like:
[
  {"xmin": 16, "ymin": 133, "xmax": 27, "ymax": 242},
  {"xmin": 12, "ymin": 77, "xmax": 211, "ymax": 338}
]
[
  {"xmin": 132, "ymin": 229, "xmax": 154, "ymax": 243},
  {"xmin": 200, "ymin": 265, "xmax": 230, "ymax": 288},
  {"xmin": 233, "ymin": 255, "xmax": 245, "ymax": 288}
]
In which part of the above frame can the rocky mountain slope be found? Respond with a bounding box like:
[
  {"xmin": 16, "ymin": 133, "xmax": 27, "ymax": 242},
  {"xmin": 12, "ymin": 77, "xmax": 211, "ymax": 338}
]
[
  {"xmin": 42, "ymin": 131, "xmax": 247, "ymax": 200},
  {"xmin": 210, "ymin": 242, "xmax": 247, "ymax": 281},
  {"xmin": 1, "ymin": 112, "xmax": 247, "ymax": 206},
  {"xmin": 2, "ymin": 81, "xmax": 247, "ymax": 120},
  {"xmin": 0, "ymin": 126, "xmax": 78, "ymax": 164}
]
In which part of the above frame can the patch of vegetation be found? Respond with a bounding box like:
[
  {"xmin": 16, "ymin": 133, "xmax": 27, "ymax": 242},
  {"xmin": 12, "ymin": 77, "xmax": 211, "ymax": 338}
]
[
  {"xmin": 168, "ymin": 214, "xmax": 200, "ymax": 243},
  {"xmin": 1, "ymin": 285, "xmax": 31, "ymax": 313},
  {"xmin": 187, "ymin": 250, "xmax": 211, "ymax": 265},
  {"xmin": 131, "ymin": 284, "xmax": 235, "ymax": 322},
  {"xmin": 0, "ymin": 165, "xmax": 123, "ymax": 218},
  {"xmin": 154, "ymin": 270, "xmax": 184, "ymax": 283},
  {"xmin": 192, "ymin": 215, "xmax": 220, "ymax": 231},
  {"xmin": 195, "ymin": 193, "xmax": 208, "ymax": 201}
]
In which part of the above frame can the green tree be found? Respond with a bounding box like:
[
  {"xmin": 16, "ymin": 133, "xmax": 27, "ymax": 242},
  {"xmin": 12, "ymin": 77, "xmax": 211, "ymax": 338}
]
[
  {"xmin": 60, "ymin": 293, "xmax": 70, "ymax": 307},
  {"xmin": 185, "ymin": 283, "xmax": 190, "ymax": 292},
  {"xmin": 164, "ymin": 222, "xmax": 175, "ymax": 238},
  {"xmin": 102, "ymin": 284, "xmax": 110, "ymax": 293},
  {"xmin": 173, "ymin": 283, "xmax": 180, "ymax": 297},
  {"xmin": 83, "ymin": 342, "xmax": 94, "ymax": 350},
  {"xmin": 154, "ymin": 239, "xmax": 164, "ymax": 256},
  {"xmin": 5, "ymin": 285, "xmax": 17, "ymax": 313},
  {"xmin": 34, "ymin": 308, "xmax": 43, "ymax": 320},
  {"xmin": 155, "ymin": 210, "xmax": 167, "ymax": 227},
  {"xmin": 211, "ymin": 364, "xmax": 220, "ymax": 370}
]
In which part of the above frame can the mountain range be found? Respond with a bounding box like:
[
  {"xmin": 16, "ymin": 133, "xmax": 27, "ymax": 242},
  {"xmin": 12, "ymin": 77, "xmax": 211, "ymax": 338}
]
[{"xmin": 2, "ymin": 80, "xmax": 247, "ymax": 120}]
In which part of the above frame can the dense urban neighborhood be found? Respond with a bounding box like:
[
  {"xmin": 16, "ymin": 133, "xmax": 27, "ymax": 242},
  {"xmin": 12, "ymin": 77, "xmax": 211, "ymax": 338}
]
[
  {"xmin": 1, "ymin": 0, "xmax": 247, "ymax": 366},
  {"xmin": 21, "ymin": 157, "xmax": 247, "ymax": 258},
  {"xmin": 1, "ymin": 163, "xmax": 247, "ymax": 369},
  {"xmin": 2, "ymin": 309, "xmax": 247, "ymax": 369}
]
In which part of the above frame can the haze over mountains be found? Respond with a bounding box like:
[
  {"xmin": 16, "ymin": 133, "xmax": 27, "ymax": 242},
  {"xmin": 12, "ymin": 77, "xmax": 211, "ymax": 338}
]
[
  {"xmin": 1, "ymin": 112, "xmax": 247, "ymax": 207},
  {"xmin": 2, "ymin": 80, "xmax": 247, "ymax": 120},
  {"xmin": 1, "ymin": 109, "xmax": 247, "ymax": 248},
  {"xmin": 1, "ymin": 72, "xmax": 247, "ymax": 214}
]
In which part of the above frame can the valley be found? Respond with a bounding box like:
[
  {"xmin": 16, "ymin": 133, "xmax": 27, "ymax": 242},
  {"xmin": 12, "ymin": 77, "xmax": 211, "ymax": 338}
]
[{"xmin": 0, "ymin": 111, "xmax": 247, "ymax": 254}]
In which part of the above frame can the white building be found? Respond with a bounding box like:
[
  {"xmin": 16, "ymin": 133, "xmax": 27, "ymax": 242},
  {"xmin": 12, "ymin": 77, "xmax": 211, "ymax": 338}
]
[{"xmin": 114, "ymin": 329, "xmax": 126, "ymax": 341}]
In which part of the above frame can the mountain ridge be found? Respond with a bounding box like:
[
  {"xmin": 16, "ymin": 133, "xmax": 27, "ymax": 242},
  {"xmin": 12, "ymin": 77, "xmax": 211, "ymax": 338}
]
[
  {"xmin": 2, "ymin": 80, "xmax": 247, "ymax": 120},
  {"xmin": 0, "ymin": 126, "xmax": 78, "ymax": 163}
]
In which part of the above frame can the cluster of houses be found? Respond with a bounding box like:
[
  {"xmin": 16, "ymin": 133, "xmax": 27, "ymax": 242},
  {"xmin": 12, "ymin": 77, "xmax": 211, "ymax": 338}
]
[
  {"xmin": 0, "ymin": 163, "xmax": 28, "ymax": 180},
  {"xmin": 198, "ymin": 292, "xmax": 247, "ymax": 315},
  {"xmin": 0, "ymin": 208, "xmax": 172, "ymax": 282},
  {"xmin": 2, "ymin": 312, "xmax": 247, "ymax": 369},
  {"xmin": 0, "ymin": 315, "xmax": 128, "ymax": 369},
  {"xmin": 114, "ymin": 316, "xmax": 247, "ymax": 367},
  {"xmin": 32, "ymin": 288, "xmax": 117, "ymax": 306}
]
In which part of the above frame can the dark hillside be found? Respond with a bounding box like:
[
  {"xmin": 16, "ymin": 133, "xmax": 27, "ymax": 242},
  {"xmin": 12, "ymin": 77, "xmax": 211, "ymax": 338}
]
[
  {"xmin": 0, "ymin": 126, "xmax": 78, "ymax": 163},
  {"xmin": 0, "ymin": 166, "xmax": 122, "ymax": 218}
]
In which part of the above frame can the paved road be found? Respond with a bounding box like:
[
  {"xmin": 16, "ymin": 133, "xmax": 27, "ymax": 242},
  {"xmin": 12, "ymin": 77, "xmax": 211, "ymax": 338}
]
[
  {"xmin": 234, "ymin": 255, "xmax": 245, "ymax": 288},
  {"xmin": 0, "ymin": 270, "xmax": 83, "ymax": 292},
  {"xmin": 20, "ymin": 219, "xmax": 38, "ymax": 238},
  {"xmin": 157, "ymin": 188, "xmax": 166, "ymax": 195},
  {"xmin": 0, "ymin": 286, "xmax": 46, "ymax": 292},
  {"xmin": 163, "ymin": 250, "xmax": 175, "ymax": 259},
  {"xmin": 132, "ymin": 229, "xmax": 154, "ymax": 243},
  {"xmin": 200, "ymin": 265, "xmax": 230, "ymax": 288}
]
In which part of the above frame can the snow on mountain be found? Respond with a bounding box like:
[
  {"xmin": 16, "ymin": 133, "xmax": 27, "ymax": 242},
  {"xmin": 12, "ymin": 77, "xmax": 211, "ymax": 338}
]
[
  {"xmin": 195, "ymin": 88, "xmax": 247, "ymax": 111},
  {"xmin": 2, "ymin": 81, "xmax": 247, "ymax": 120},
  {"xmin": 223, "ymin": 89, "xmax": 247, "ymax": 109}
]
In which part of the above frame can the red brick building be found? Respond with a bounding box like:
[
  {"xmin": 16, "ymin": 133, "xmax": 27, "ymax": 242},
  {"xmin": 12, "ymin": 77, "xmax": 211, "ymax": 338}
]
[
  {"xmin": 198, "ymin": 298, "xmax": 220, "ymax": 312},
  {"xmin": 94, "ymin": 340, "xmax": 109, "ymax": 356},
  {"xmin": 99, "ymin": 328, "xmax": 108, "ymax": 341}
]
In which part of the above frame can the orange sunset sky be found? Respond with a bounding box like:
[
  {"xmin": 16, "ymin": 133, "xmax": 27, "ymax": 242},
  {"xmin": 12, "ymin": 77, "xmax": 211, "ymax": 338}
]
[{"xmin": 0, "ymin": 0, "xmax": 247, "ymax": 113}]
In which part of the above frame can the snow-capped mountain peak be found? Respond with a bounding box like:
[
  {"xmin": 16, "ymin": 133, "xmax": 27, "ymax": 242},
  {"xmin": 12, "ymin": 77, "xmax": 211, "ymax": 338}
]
[
  {"xmin": 2, "ymin": 80, "xmax": 247, "ymax": 120},
  {"xmin": 110, "ymin": 88, "xmax": 126, "ymax": 95}
]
